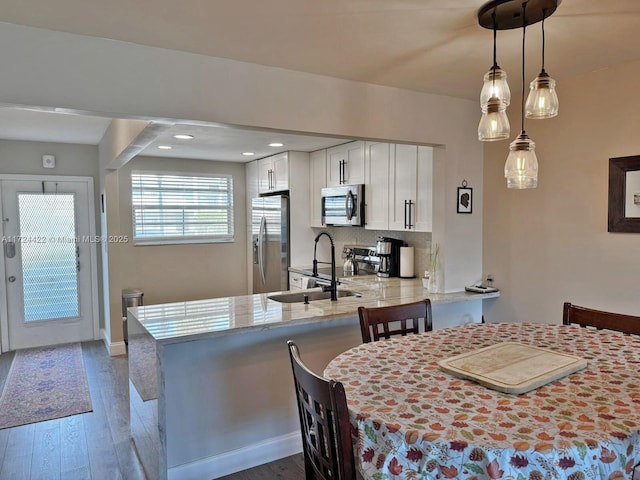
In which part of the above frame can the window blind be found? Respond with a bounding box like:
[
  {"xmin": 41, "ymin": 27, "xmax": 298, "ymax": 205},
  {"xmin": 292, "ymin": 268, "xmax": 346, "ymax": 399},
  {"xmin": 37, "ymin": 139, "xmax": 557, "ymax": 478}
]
[{"xmin": 131, "ymin": 172, "xmax": 234, "ymax": 244}]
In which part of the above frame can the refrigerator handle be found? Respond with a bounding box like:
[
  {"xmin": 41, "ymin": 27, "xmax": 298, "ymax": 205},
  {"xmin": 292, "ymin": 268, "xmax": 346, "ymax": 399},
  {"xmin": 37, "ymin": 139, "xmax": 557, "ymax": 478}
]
[
  {"xmin": 253, "ymin": 238, "xmax": 259, "ymax": 264},
  {"xmin": 258, "ymin": 216, "xmax": 267, "ymax": 284}
]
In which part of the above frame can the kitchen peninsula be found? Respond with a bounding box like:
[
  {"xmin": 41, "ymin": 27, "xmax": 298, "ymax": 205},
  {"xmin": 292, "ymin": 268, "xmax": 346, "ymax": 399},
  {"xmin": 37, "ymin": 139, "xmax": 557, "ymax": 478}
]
[{"xmin": 127, "ymin": 275, "xmax": 498, "ymax": 480}]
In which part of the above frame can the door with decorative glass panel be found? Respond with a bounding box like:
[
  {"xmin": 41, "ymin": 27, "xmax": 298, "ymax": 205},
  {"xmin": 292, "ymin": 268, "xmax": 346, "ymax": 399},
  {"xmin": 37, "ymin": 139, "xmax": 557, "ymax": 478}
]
[{"xmin": 1, "ymin": 178, "xmax": 97, "ymax": 351}]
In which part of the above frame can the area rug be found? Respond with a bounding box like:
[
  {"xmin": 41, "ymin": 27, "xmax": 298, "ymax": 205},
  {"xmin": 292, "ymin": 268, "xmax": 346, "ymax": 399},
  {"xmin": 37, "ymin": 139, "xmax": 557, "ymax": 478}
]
[{"xmin": 0, "ymin": 343, "xmax": 92, "ymax": 429}]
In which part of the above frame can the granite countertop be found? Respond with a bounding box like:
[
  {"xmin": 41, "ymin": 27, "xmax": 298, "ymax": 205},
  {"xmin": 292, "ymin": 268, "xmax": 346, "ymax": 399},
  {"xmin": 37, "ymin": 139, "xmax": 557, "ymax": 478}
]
[{"xmin": 129, "ymin": 276, "xmax": 499, "ymax": 345}]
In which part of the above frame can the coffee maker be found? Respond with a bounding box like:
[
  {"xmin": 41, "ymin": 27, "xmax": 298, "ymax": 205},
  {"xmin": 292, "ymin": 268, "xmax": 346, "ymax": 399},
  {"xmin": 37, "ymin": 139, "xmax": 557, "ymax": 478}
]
[{"xmin": 375, "ymin": 237, "xmax": 404, "ymax": 278}]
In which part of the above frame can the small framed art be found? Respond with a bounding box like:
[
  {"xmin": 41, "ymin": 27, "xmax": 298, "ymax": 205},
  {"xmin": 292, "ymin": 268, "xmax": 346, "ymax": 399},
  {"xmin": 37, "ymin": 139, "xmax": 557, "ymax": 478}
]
[{"xmin": 457, "ymin": 185, "xmax": 472, "ymax": 214}]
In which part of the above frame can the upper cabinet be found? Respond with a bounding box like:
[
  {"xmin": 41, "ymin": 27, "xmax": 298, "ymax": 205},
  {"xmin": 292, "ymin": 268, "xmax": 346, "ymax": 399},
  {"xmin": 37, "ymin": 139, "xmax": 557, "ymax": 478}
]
[
  {"xmin": 326, "ymin": 141, "xmax": 365, "ymax": 186},
  {"xmin": 309, "ymin": 149, "xmax": 326, "ymax": 228},
  {"xmin": 258, "ymin": 152, "xmax": 289, "ymax": 194},
  {"xmin": 414, "ymin": 146, "xmax": 433, "ymax": 232},
  {"xmin": 365, "ymin": 143, "xmax": 433, "ymax": 232},
  {"xmin": 364, "ymin": 142, "xmax": 390, "ymax": 230},
  {"xmin": 389, "ymin": 145, "xmax": 433, "ymax": 232}
]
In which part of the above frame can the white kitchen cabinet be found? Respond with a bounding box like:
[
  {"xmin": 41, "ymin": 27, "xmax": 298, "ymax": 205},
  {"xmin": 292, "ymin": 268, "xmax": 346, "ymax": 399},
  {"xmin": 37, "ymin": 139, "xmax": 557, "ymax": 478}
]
[
  {"xmin": 364, "ymin": 142, "xmax": 390, "ymax": 230},
  {"xmin": 414, "ymin": 146, "xmax": 433, "ymax": 232},
  {"xmin": 309, "ymin": 149, "xmax": 326, "ymax": 227},
  {"xmin": 388, "ymin": 144, "xmax": 433, "ymax": 232},
  {"xmin": 326, "ymin": 140, "xmax": 365, "ymax": 187},
  {"xmin": 258, "ymin": 152, "xmax": 289, "ymax": 194}
]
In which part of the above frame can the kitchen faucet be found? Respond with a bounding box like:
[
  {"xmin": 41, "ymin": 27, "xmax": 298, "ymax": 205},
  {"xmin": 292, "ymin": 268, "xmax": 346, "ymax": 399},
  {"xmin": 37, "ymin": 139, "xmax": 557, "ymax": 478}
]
[{"xmin": 312, "ymin": 231, "xmax": 337, "ymax": 301}]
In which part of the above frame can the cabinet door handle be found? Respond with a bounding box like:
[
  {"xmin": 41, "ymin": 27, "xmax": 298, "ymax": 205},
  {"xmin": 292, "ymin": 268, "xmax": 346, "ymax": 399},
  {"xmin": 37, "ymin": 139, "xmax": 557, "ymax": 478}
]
[
  {"xmin": 340, "ymin": 159, "xmax": 345, "ymax": 184},
  {"xmin": 269, "ymin": 169, "xmax": 273, "ymax": 190},
  {"xmin": 404, "ymin": 200, "xmax": 408, "ymax": 229},
  {"xmin": 407, "ymin": 200, "xmax": 414, "ymax": 229}
]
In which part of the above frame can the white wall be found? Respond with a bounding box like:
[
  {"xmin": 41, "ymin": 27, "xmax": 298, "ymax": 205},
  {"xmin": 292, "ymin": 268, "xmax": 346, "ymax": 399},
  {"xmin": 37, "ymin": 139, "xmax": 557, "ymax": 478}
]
[
  {"xmin": 0, "ymin": 139, "xmax": 99, "ymax": 179},
  {"xmin": 115, "ymin": 156, "xmax": 247, "ymax": 305},
  {"xmin": 0, "ymin": 22, "xmax": 485, "ymax": 341},
  {"xmin": 483, "ymin": 59, "xmax": 640, "ymax": 324}
]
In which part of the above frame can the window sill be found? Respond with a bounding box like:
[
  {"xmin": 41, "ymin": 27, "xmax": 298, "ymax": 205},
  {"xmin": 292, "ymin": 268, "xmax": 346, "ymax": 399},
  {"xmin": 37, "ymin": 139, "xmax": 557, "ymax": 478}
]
[{"xmin": 133, "ymin": 237, "xmax": 234, "ymax": 246}]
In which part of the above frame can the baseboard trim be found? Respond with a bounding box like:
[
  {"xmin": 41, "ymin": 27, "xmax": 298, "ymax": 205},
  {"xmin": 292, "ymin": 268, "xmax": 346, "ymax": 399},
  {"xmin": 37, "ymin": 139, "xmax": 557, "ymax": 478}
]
[
  {"xmin": 100, "ymin": 328, "xmax": 127, "ymax": 356},
  {"xmin": 167, "ymin": 431, "xmax": 302, "ymax": 480}
]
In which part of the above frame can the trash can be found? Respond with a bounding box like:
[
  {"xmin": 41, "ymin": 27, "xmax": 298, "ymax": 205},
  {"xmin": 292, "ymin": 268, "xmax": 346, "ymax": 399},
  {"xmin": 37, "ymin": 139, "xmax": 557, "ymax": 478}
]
[{"xmin": 122, "ymin": 288, "xmax": 144, "ymax": 346}]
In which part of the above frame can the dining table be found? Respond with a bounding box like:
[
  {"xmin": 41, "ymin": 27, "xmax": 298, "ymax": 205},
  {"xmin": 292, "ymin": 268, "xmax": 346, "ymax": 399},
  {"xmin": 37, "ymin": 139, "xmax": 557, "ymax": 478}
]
[{"xmin": 324, "ymin": 322, "xmax": 640, "ymax": 480}]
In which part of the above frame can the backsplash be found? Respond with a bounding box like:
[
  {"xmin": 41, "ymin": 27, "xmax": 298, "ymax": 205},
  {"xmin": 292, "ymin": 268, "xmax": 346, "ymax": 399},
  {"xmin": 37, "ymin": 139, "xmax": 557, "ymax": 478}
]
[{"xmin": 312, "ymin": 227, "xmax": 432, "ymax": 278}]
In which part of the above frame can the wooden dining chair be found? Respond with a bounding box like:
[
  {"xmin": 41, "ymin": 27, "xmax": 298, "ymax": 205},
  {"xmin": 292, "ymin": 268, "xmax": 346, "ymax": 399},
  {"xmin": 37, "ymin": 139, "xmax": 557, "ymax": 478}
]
[
  {"xmin": 287, "ymin": 340, "xmax": 356, "ymax": 480},
  {"xmin": 563, "ymin": 302, "xmax": 640, "ymax": 335},
  {"xmin": 358, "ymin": 299, "xmax": 432, "ymax": 343}
]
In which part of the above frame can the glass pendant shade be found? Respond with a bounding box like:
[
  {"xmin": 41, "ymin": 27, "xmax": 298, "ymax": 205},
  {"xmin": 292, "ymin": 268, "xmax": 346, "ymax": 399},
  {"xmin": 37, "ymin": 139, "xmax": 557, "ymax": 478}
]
[
  {"xmin": 525, "ymin": 70, "xmax": 558, "ymax": 118},
  {"xmin": 480, "ymin": 67, "xmax": 511, "ymax": 110},
  {"xmin": 504, "ymin": 132, "xmax": 538, "ymax": 189},
  {"xmin": 478, "ymin": 96, "xmax": 510, "ymax": 141}
]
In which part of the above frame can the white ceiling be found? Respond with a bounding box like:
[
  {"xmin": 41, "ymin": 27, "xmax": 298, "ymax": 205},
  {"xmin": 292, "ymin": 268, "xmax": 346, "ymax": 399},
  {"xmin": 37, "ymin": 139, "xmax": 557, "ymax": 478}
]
[
  {"xmin": 0, "ymin": 107, "xmax": 350, "ymax": 162},
  {"xmin": 1, "ymin": 0, "xmax": 639, "ymax": 160},
  {"xmin": 0, "ymin": 108, "xmax": 112, "ymax": 145},
  {"xmin": 139, "ymin": 124, "xmax": 351, "ymax": 162}
]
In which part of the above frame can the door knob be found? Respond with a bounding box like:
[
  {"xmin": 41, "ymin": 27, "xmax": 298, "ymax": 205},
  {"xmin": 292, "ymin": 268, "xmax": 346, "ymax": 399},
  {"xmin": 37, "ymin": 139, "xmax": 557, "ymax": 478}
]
[{"xmin": 8, "ymin": 276, "xmax": 16, "ymax": 282}]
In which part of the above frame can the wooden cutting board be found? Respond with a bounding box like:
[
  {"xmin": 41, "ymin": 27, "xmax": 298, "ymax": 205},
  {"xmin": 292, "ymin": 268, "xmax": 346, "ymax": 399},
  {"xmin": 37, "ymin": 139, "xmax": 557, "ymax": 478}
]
[{"xmin": 438, "ymin": 342, "xmax": 587, "ymax": 394}]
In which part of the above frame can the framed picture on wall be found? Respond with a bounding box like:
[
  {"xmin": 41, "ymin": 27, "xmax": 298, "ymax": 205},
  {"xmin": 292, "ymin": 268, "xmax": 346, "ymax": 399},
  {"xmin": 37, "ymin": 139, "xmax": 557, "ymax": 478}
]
[
  {"xmin": 608, "ymin": 155, "xmax": 640, "ymax": 233},
  {"xmin": 457, "ymin": 186, "xmax": 473, "ymax": 214}
]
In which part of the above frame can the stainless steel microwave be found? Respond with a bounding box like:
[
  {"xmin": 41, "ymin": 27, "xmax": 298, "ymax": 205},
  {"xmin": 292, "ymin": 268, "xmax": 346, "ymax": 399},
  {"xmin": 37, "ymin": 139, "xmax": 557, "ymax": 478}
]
[{"xmin": 321, "ymin": 184, "xmax": 365, "ymax": 226}]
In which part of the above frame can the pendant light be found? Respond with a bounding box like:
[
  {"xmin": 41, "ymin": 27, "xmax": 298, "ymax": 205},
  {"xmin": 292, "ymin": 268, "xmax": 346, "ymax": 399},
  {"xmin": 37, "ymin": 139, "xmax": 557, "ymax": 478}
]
[
  {"xmin": 477, "ymin": 0, "xmax": 560, "ymax": 189},
  {"xmin": 504, "ymin": 2, "xmax": 538, "ymax": 189},
  {"xmin": 478, "ymin": 12, "xmax": 510, "ymax": 141},
  {"xmin": 525, "ymin": 11, "xmax": 559, "ymax": 118}
]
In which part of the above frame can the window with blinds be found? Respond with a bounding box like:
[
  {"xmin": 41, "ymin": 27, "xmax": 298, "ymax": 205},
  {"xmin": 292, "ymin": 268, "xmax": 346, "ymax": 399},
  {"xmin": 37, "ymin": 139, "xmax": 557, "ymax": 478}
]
[{"xmin": 131, "ymin": 171, "xmax": 234, "ymax": 244}]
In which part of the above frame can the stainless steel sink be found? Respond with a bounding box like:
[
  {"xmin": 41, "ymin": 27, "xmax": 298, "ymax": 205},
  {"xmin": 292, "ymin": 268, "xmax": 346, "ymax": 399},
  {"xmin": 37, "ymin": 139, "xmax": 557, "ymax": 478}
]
[{"xmin": 268, "ymin": 290, "xmax": 362, "ymax": 303}]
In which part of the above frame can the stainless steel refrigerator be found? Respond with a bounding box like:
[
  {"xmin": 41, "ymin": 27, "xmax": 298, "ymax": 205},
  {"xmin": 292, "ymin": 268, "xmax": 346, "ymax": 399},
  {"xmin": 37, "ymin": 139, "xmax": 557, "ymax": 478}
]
[{"xmin": 251, "ymin": 194, "xmax": 289, "ymax": 294}]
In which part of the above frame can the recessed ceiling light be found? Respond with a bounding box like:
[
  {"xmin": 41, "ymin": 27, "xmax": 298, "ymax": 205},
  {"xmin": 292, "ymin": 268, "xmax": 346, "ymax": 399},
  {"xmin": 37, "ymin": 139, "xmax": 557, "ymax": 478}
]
[
  {"xmin": 158, "ymin": 145, "xmax": 172, "ymax": 150},
  {"xmin": 173, "ymin": 134, "xmax": 195, "ymax": 140},
  {"xmin": 269, "ymin": 142, "xmax": 284, "ymax": 147},
  {"xmin": 242, "ymin": 152, "xmax": 255, "ymax": 156}
]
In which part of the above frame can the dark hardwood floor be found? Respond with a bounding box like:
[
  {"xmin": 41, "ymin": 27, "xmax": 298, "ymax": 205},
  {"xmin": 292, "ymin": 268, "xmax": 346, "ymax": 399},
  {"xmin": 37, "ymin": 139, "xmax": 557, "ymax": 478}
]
[
  {"xmin": 0, "ymin": 341, "xmax": 305, "ymax": 480},
  {"xmin": 0, "ymin": 341, "xmax": 145, "ymax": 480},
  {"xmin": 218, "ymin": 454, "xmax": 305, "ymax": 480}
]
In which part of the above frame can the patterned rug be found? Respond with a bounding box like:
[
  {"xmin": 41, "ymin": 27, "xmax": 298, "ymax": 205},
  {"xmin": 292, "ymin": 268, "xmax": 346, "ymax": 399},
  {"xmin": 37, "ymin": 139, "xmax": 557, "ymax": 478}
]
[{"xmin": 0, "ymin": 343, "xmax": 92, "ymax": 429}]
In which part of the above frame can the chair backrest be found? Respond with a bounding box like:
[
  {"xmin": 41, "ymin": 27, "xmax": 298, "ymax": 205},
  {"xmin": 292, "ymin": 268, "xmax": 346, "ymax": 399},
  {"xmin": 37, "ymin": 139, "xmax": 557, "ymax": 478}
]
[
  {"xmin": 287, "ymin": 341, "xmax": 356, "ymax": 480},
  {"xmin": 358, "ymin": 299, "xmax": 432, "ymax": 343},
  {"xmin": 563, "ymin": 302, "xmax": 640, "ymax": 335}
]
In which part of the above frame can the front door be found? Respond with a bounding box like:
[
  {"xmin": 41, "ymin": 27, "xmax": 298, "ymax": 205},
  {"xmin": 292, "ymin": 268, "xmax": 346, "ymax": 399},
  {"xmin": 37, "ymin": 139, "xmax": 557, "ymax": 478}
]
[{"xmin": 1, "ymin": 178, "xmax": 97, "ymax": 350}]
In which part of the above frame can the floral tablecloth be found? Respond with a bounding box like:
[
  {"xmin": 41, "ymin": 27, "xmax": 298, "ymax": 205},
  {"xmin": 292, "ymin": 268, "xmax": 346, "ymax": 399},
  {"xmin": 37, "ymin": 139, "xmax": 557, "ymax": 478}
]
[{"xmin": 324, "ymin": 322, "xmax": 640, "ymax": 480}]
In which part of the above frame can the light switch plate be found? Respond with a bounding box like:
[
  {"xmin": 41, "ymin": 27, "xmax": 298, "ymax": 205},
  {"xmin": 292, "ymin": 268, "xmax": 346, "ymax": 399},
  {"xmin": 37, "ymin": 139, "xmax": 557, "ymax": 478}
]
[{"xmin": 42, "ymin": 154, "xmax": 55, "ymax": 169}]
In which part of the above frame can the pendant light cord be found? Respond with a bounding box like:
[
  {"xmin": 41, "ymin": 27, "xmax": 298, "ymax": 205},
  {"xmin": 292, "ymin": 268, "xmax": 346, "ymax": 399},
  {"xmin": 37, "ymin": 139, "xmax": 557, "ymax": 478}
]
[
  {"xmin": 541, "ymin": 9, "xmax": 546, "ymax": 72},
  {"xmin": 521, "ymin": 2, "xmax": 527, "ymax": 133},
  {"xmin": 492, "ymin": 11, "xmax": 497, "ymax": 90},
  {"xmin": 492, "ymin": 12, "xmax": 497, "ymax": 70}
]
